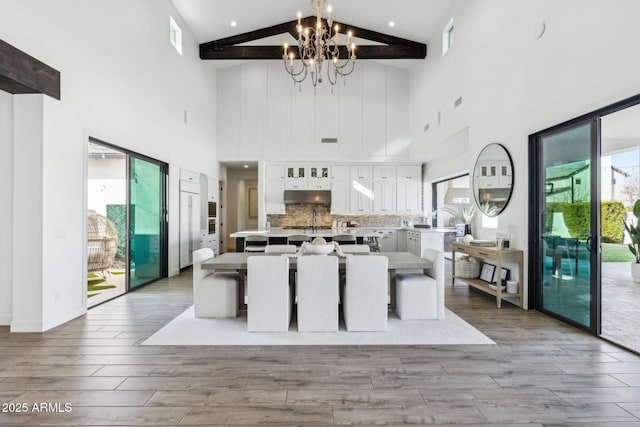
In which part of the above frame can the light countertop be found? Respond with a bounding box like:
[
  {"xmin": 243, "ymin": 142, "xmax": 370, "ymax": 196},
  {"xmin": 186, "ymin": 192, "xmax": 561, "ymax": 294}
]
[{"xmin": 230, "ymin": 227, "xmax": 383, "ymax": 238}]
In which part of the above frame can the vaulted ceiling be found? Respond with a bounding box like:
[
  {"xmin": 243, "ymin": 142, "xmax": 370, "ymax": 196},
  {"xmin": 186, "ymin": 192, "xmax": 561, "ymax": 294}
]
[{"xmin": 171, "ymin": 0, "xmax": 456, "ymax": 66}]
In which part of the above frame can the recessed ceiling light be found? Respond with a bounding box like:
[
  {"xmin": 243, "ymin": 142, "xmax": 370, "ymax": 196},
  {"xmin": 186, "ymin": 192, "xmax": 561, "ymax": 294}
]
[
  {"xmin": 243, "ymin": 164, "xmax": 249, "ymax": 168},
  {"xmin": 230, "ymin": 20, "xmax": 237, "ymax": 27},
  {"xmin": 388, "ymin": 21, "xmax": 395, "ymax": 28}
]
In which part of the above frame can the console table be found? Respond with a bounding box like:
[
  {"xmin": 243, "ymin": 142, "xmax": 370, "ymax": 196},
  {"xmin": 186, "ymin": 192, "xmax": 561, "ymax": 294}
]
[{"xmin": 451, "ymin": 242, "xmax": 523, "ymax": 308}]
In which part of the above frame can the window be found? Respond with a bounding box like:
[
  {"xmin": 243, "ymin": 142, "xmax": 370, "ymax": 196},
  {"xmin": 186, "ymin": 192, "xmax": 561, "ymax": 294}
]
[
  {"xmin": 442, "ymin": 18, "xmax": 454, "ymax": 55},
  {"xmin": 170, "ymin": 16, "xmax": 182, "ymax": 55}
]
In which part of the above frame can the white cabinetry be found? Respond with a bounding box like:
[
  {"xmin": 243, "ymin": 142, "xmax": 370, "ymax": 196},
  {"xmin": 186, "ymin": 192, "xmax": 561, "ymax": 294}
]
[
  {"xmin": 386, "ymin": 67, "xmax": 410, "ymax": 158},
  {"xmin": 397, "ymin": 230, "xmax": 407, "ymax": 252},
  {"xmin": 266, "ymin": 61, "xmax": 291, "ymax": 159},
  {"xmin": 350, "ymin": 180, "xmax": 374, "ymax": 213},
  {"xmin": 308, "ymin": 165, "xmax": 331, "ymax": 190},
  {"xmin": 350, "ymin": 165, "xmax": 373, "ymax": 181},
  {"xmin": 406, "ymin": 230, "xmax": 444, "ymax": 257},
  {"xmin": 376, "ymin": 229, "xmax": 398, "ymax": 252},
  {"xmin": 373, "ymin": 181, "xmax": 396, "ymax": 213},
  {"xmin": 374, "ymin": 165, "xmax": 396, "ymax": 180},
  {"xmin": 284, "ymin": 165, "xmax": 308, "ymax": 190},
  {"xmin": 266, "ymin": 165, "xmax": 286, "ymax": 214},
  {"xmin": 179, "ymin": 177, "xmax": 201, "ymax": 268},
  {"xmin": 397, "ymin": 165, "xmax": 422, "ymax": 181},
  {"xmin": 331, "ymin": 165, "xmax": 350, "ymax": 181},
  {"xmin": 397, "ymin": 181, "xmax": 422, "ymax": 214},
  {"xmin": 330, "ymin": 165, "xmax": 350, "ymax": 214},
  {"xmin": 331, "ymin": 180, "xmax": 350, "ymax": 214}
]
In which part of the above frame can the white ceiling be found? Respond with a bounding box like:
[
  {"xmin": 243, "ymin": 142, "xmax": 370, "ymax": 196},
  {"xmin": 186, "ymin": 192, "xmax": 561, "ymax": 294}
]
[{"xmin": 170, "ymin": 0, "xmax": 455, "ymax": 47}]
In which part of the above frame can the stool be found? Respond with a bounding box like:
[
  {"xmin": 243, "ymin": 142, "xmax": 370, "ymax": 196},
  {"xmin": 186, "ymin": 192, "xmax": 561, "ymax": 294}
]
[{"xmin": 395, "ymin": 274, "xmax": 438, "ymax": 319}]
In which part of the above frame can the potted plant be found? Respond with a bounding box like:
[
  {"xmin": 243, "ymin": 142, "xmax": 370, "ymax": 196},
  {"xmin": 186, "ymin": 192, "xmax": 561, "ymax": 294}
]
[
  {"xmin": 623, "ymin": 199, "xmax": 640, "ymax": 282},
  {"xmin": 440, "ymin": 204, "xmax": 476, "ymax": 239}
]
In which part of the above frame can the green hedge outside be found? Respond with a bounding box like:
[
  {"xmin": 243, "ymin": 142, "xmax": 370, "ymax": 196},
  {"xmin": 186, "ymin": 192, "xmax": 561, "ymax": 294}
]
[{"xmin": 545, "ymin": 201, "xmax": 626, "ymax": 243}]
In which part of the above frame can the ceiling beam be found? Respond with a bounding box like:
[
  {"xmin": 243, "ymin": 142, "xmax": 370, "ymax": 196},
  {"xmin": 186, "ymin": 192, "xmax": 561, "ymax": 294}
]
[
  {"xmin": 0, "ymin": 39, "xmax": 60, "ymax": 100},
  {"xmin": 200, "ymin": 17, "xmax": 427, "ymax": 61}
]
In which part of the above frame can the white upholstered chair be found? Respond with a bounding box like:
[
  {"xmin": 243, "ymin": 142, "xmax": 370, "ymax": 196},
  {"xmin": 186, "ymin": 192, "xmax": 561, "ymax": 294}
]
[
  {"xmin": 339, "ymin": 244, "xmax": 371, "ymax": 254},
  {"xmin": 296, "ymin": 255, "xmax": 339, "ymax": 332},
  {"xmin": 247, "ymin": 256, "xmax": 292, "ymax": 332},
  {"xmin": 343, "ymin": 255, "xmax": 388, "ymax": 331},
  {"xmin": 395, "ymin": 249, "xmax": 445, "ymax": 320},
  {"xmin": 264, "ymin": 244, "xmax": 298, "ymax": 254},
  {"xmin": 193, "ymin": 248, "xmax": 239, "ymax": 318}
]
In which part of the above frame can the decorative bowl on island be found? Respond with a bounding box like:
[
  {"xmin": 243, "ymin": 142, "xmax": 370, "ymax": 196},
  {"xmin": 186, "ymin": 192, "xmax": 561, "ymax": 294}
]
[{"xmin": 302, "ymin": 237, "xmax": 335, "ymax": 255}]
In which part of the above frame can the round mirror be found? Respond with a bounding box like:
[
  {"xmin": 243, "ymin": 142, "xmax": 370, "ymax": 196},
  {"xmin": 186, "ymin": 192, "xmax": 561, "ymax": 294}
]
[{"xmin": 472, "ymin": 143, "xmax": 514, "ymax": 217}]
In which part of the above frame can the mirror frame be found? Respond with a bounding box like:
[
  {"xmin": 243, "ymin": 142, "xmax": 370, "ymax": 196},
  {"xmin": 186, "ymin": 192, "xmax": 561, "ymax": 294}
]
[{"xmin": 472, "ymin": 143, "xmax": 514, "ymax": 217}]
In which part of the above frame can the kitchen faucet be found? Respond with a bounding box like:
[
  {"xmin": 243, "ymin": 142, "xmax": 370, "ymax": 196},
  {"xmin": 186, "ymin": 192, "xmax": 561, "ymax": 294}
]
[{"xmin": 312, "ymin": 208, "xmax": 317, "ymax": 232}]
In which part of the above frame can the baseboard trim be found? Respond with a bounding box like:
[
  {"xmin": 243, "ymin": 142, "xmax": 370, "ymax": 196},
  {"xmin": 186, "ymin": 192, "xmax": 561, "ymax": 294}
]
[
  {"xmin": 10, "ymin": 319, "xmax": 44, "ymax": 333},
  {"xmin": 0, "ymin": 314, "xmax": 12, "ymax": 326},
  {"xmin": 169, "ymin": 269, "xmax": 180, "ymax": 277}
]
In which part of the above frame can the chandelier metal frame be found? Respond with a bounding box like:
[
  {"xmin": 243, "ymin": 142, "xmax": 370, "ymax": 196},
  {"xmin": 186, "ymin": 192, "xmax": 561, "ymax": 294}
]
[{"xmin": 283, "ymin": 0, "xmax": 356, "ymax": 88}]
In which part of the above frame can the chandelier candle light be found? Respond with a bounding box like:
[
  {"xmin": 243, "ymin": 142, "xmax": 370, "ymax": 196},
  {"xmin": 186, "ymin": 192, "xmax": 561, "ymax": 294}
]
[{"xmin": 283, "ymin": 0, "xmax": 356, "ymax": 89}]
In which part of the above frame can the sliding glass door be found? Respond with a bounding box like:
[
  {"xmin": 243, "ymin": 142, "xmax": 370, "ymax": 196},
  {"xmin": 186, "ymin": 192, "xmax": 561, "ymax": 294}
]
[
  {"xmin": 532, "ymin": 119, "xmax": 600, "ymax": 332},
  {"xmin": 87, "ymin": 137, "xmax": 168, "ymax": 305},
  {"xmin": 128, "ymin": 156, "xmax": 166, "ymax": 289}
]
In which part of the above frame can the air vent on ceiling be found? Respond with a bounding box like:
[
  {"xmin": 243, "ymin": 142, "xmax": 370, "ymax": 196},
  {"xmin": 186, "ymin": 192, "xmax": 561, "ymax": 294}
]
[{"xmin": 321, "ymin": 137, "xmax": 338, "ymax": 143}]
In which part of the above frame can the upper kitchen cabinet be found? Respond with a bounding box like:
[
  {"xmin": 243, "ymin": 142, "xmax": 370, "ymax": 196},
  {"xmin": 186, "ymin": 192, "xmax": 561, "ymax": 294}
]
[
  {"xmin": 315, "ymin": 82, "xmax": 340, "ymax": 159},
  {"xmin": 331, "ymin": 165, "xmax": 350, "ymax": 181},
  {"xmin": 350, "ymin": 180, "xmax": 374, "ymax": 213},
  {"xmin": 266, "ymin": 62, "xmax": 291, "ymax": 159},
  {"xmin": 397, "ymin": 165, "xmax": 422, "ymax": 181},
  {"xmin": 373, "ymin": 181, "xmax": 396, "ymax": 213},
  {"xmin": 284, "ymin": 165, "xmax": 308, "ymax": 190},
  {"xmin": 385, "ymin": 67, "xmax": 410, "ymax": 158},
  {"xmin": 331, "ymin": 179, "xmax": 350, "ymax": 214},
  {"xmin": 397, "ymin": 180, "xmax": 422, "ymax": 213},
  {"xmin": 350, "ymin": 165, "xmax": 373, "ymax": 181},
  {"xmin": 361, "ymin": 63, "xmax": 386, "ymax": 158},
  {"xmin": 217, "ymin": 68, "xmax": 241, "ymax": 159},
  {"xmin": 240, "ymin": 62, "xmax": 266, "ymax": 158},
  {"xmin": 308, "ymin": 165, "xmax": 331, "ymax": 190},
  {"xmin": 374, "ymin": 165, "xmax": 396, "ymax": 181}
]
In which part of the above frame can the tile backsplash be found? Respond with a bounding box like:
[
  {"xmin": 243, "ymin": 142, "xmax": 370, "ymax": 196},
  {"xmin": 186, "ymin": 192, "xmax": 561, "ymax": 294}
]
[{"xmin": 267, "ymin": 203, "xmax": 419, "ymax": 228}]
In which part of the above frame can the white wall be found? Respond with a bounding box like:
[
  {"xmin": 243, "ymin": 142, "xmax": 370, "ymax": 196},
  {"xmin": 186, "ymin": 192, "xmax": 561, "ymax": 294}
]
[
  {"xmin": 0, "ymin": 0, "xmax": 218, "ymax": 330},
  {"xmin": 410, "ymin": 0, "xmax": 640, "ymax": 308},
  {"xmin": 0, "ymin": 90, "xmax": 13, "ymax": 325},
  {"xmin": 217, "ymin": 61, "xmax": 410, "ymax": 162}
]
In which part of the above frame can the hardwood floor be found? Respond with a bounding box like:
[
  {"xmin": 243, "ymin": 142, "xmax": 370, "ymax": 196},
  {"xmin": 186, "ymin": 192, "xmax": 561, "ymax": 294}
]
[{"xmin": 1, "ymin": 263, "xmax": 640, "ymax": 426}]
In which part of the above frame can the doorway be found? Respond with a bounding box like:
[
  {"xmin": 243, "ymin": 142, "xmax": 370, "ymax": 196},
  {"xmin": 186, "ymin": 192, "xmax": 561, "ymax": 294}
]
[
  {"xmin": 86, "ymin": 138, "xmax": 168, "ymax": 307},
  {"xmin": 530, "ymin": 94, "xmax": 640, "ymax": 353}
]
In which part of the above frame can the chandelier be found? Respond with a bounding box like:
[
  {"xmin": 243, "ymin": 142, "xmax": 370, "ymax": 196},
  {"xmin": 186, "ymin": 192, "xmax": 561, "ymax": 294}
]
[{"xmin": 283, "ymin": 0, "xmax": 356, "ymax": 89}]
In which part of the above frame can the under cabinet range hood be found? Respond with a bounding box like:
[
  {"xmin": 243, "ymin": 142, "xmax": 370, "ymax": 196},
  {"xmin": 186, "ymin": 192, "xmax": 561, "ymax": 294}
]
[{"xmin": 283, "ymin": 190, "xmax": 331, "ymax": 205}]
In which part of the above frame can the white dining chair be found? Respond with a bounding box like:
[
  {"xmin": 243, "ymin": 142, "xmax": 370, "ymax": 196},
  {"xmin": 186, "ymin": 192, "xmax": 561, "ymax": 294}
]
[
  {"xmin": 339, "ymin": 244, "xmax": 371, "ymax": 254},
  {"xmin": 192, "ymin": 248, "xmax": 239, "ymax": 318},
  {"xmin": 247, "ymin": 256, "xmax": 292, "ymax": 332},
  {"xmin": 343, "ymin": 255, "xmax": 388, "ymax": 331},
  {"xmin": 264, "ymin": 244, "xmax": 297, "ymax": 254},
  {"xmin": 296, "ymin": 255, "xmax": 339, "ymax": 332},
  {"xmin": 395, "ymin": 249, "xmax": 445, "ymax": 319}
]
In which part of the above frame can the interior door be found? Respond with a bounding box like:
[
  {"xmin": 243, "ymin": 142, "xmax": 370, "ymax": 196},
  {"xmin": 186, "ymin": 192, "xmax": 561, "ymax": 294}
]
[
  {"xmin": 535, "ymin": 119, "xmax": 600, "ymax": 331},
  {"xmin": 129, "ymin": 156, "xmax": 165, "ymax": 289}
]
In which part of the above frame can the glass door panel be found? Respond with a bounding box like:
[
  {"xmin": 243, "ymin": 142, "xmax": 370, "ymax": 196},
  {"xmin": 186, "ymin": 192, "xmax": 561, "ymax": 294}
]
[
  {"xmin": 129, "ymin": 157, "xmax": 163, "ymax": 289},
  {"xmin": 540, "ymin": 122, "xmax": 596, "ymax": 328}
]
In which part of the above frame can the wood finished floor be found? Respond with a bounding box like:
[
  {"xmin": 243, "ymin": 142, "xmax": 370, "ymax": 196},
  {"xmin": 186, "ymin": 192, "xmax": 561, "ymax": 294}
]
[{"xmin": 1, "ymin": 262, "xmax": 640, "ymax": 426}]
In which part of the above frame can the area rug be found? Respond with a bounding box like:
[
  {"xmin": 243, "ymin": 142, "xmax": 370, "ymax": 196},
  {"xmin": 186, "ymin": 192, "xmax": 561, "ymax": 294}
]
[{"xmin": 142, "ymin": 307, "xmax": 494, "ymax": 346}]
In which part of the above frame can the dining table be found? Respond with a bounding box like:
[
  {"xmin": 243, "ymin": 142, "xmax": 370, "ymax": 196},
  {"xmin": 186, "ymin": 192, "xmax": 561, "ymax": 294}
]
[{"xmin": 201, "ymin": 252, "xmax": 433, "ymax": 310}]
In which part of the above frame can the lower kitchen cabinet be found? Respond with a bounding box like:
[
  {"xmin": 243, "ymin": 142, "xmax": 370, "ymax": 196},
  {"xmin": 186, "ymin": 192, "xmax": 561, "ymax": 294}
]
[
  {"xmin": 406, "ymin": 230, "xmax": 444, "ymax": 257},
  {"xmin": 377, "ymin": 229, "xmax": 398, "ymax": 252}
]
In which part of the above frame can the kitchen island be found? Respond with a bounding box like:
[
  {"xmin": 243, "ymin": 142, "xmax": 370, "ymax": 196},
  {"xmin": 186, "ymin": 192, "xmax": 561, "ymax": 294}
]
[{"xmin": 230, "ymin": 227, "xmax": 383, "ymax": 252}]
